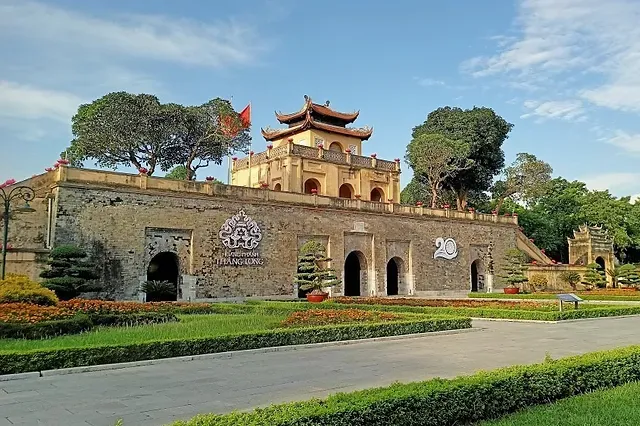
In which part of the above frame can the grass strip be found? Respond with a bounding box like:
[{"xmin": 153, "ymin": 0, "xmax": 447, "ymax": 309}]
[{"xmin": 0, "ymin": 316, "xmax": 469, "ymax": 375}]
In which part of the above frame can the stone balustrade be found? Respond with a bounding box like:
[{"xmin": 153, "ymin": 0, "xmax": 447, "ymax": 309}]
[
  {"xmin": 232, "ymin": 143, "xmax": 401, "ymax": 173},
  {"xmin": 43, "ymin": 166, "xmax": 519, "ymax": 226}
]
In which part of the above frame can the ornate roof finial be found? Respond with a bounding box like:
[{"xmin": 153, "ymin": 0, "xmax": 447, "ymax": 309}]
[
  {"xmin": 325, "ymin": 100, "xmax": 330, "ymax": 107},
  {"xmin": 303, "ymin": 95, "xmax": 309, "ymax": 102}
]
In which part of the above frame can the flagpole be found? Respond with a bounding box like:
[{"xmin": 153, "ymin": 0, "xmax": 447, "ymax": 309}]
[{"xmin": 227, "ymin": 95, "xmax": 234, "ymax": 185}]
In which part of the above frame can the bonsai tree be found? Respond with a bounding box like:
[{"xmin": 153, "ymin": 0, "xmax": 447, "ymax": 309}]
[
  {"xmin": 499, "ymin": 248, "xmax": 528, "ymax": 289},
  {"xmin": 40, "ymin": 245, "xmax": 101, "ymax": 300},
  {"xmin": 559, "ymin": 270, "xmax": 582, "ymax": 291},
  {"xmin": 295, "ymin": 241, "xmax": 341, "ymax": 297},
  {"xmin": 582, "ymin": 263, "xmax": 606, "ymax": 289},
  {"xmin": 617, "ymin": 264, "xmax": 640, "ymax": 288}
]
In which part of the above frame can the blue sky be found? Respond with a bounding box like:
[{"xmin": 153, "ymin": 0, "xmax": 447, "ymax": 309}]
[{"xmin": 1, "ymin": 0, "xmax": 640, "ymax": 198}]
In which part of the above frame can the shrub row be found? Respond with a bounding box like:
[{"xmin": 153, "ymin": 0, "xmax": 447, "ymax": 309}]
[
  {"xmin": 170, "ymin": 345, "xmax": 640, "ymax": 426},
  {"xmin": 0, "ymin": 315, "xmax": 93, "ymax": 339},
  {"xmin": 265, "ymin": 300, "xmax": 640, "ymax": 321},
  {"xmin": 0, "ymin": 317, "xmax": 470, "ymax": 375},
  {"xmin": 471, "ymin": 292, "xmax": 640, "ymax": 301},
  {"xmin": 0, "ymin": 312, "xmax": 178, "ymax": 340}
]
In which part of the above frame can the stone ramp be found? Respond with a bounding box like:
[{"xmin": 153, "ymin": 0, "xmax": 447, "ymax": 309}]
[{"xmin": 516, "ymin": 229, "xmax": 552, "ymax": 265}]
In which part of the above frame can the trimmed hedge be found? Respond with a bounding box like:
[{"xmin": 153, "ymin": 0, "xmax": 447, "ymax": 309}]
[
  {"xmin": 263, "ymin": 300, "xmax": 640, "ymax": 321},
  {"xmin": 0, "ymin": 317, "xmax": 469, "ymax": 375},
  {"xmin": 0, "ymin": 315, "xmax": 93, "ymax": 339},
  {"xmin": 470, "ymin": 292, "xmax": 640, "ymax": 302},
  {"xmin": 0, "ymin": 312, "xmax": 178, "ymax": 340},
  {"xmin": 170, "ymin": 345, "xmax": 640, "ymax": 426}
]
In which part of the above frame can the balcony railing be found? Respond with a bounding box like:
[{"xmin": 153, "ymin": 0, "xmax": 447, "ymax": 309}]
[{"xmin": 233, "ymin": 143, "xmax": 401, "ymax": 173}]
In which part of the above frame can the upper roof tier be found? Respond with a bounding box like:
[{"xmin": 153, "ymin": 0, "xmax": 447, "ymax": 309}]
[
  {"xmin": 275, "ymin": 95, "xmax": 360, "ymax": 126},
  {"xmin": 262, "ymin": 95, "xmax": 373, "ymax": 142}
]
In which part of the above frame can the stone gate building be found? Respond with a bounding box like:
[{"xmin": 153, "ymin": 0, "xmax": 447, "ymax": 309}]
[{"xmin": 3, "ymin": 97, "xmax": 550, "ymax": 300}]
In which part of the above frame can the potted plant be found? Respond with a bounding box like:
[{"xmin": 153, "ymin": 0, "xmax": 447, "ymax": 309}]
[
  {"xmin": 295, "ymin": 241, "xmax": 341, "ymax": 303},
  {"xmin": 500, "ymin": 248, "xmax": 528, "ymax": 294}
]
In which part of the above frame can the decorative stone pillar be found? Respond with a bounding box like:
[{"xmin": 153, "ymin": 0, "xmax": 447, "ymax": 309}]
[{"xmin": 181, "ymin": 275, "xmax": 197, "ymax": 301}]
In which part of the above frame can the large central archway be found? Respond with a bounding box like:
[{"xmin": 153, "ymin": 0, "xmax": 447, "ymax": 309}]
[
  {"xmin": 344, "ymin": 251, "xmax": 366, "ymax": 296},
  {"xmin": 146, "ymin": 252, "xmax": 180, "ymax": 302},
  {"xmin": 386, "ymin": 259, "xmax": 399, "ymax": 296}
]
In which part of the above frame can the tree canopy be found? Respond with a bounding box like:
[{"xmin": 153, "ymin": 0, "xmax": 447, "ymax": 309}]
[
  {"xmin": 64, "ymin": 92, "xmax": 250, "ymax": 177},
  {"xmin": 412, "ymin": 106, "xmax": 513, "ymax": 210},
  {"xmin": 405, "ymin": 133, "xmax": 474, "ymax": 207}
]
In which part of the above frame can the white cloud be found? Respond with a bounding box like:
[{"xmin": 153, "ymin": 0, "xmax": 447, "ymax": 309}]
[
  {"xmin": 604, "ymin": 130, "xmax": 640, "ymax": 154},
  {"xmin": 0, "ymin": 0, "xmax": 268, "ymax": 68},
  {"xmin": 463, "ymin": 0, "xmax": 640, "ymax": 113},
  {"xmin": 0, "ymin": 81, "xmax": 83, "ymax": 123},
  {"xmin": 581, "ymin": 172, "xmax": 640, "ymax": 193},
  {"xmin": 520, "ymin": 100, "xmax": 586, "ymax": 121},
  {"xmin": 416, "ymin": 78, "xmax": 446, "ymax": 87}
]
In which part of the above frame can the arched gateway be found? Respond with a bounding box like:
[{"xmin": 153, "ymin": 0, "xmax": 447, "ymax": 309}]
[
  {"xmin": 344, "ymin": 251, "xmax": 367, "ymax": 296},
  {"xmin": 146, "ymin": 252, "xmax": 180, "ymax": 301}
]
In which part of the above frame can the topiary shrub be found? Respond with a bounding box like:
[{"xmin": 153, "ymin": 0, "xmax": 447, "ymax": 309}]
[
  {"xmin": 0, "ymin": 274, "xmax": 59, "ymax": 305},
  {"xmin": 295, "ymin": 241, "xmax": 341, "ymax": 297},
  {"xmin": 499, "ymin": 249, "xmax": 528, "ymax": 289},
  {"xmin": 40, "ymin": 245, "xmax": 101, "ymax": 300},
  {"xmin": 529, "ymin": 274, "xmax": 548, "ymax": 292},
  {"xmin": 618, "ymin": 264, "xmax": 640, "ymax": 288},
  {"xmin": 583, "ymin": 263, "xmax": 606, "ymax": 289}
]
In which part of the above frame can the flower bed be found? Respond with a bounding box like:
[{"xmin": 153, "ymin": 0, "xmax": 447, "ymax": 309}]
[
  {"xmin": 59, "ymin": 299, "xmax": 216, "ymax": 315},
  {"xmin": 0, "ymin": 303, "xmax": 74, "ymax": 323},
  {"xmin": 280, "ymin": 309, "xmax": 402, "ymax": 328},
  {"xmin": 169, "ymin": 345, "xmax": 640, "ymax": 426},
  {"xmin": 471, "ymin": 291, "xmax": 640, "ymax": 301}
]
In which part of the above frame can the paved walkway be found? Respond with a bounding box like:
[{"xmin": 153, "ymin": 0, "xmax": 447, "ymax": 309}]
[{"xmin": 2, "ymin": 316, "xmax": 640, "ymax": 426}]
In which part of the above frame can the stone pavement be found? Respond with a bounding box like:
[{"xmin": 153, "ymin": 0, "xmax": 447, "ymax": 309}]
[{"xmin": 2, "ymin": 316, "xmax": 639, "ymax": 426}]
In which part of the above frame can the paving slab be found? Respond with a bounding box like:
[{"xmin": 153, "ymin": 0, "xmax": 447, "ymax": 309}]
[{"xmin": 1, "ymin": 317, "xmax": 639, "ymax": 425}]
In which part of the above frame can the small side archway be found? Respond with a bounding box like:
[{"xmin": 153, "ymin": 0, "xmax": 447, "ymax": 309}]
[
  {"xmin": 344, "ymin": 251, "xmax": 367, "ymax": 296},
  {"xmin": 386, "ymin": 257, "xmax": 406, "ymax": 296},
  {"xmin": 370, "ymin": 187, "xmax": 384, "ymax": 202},
  {"xmin": 273, "ymin": 183, "xmax": 281, "ymax": 191},
  {"xmin": 304, "ymin": 179, "xmax": 321, "ymax": 194},
  {"xmin": 595, "ymin": 256, "xmax": 606, "ymax": 271},
  {"xmin": 470, "ymin": 259, "xmax": 485, "ymax": 293},
  {"xmin": 146, "ymin": 252, "xmax": 180, "ymax": 302},
  {"xmin": 339, "ymin": 183, "xmax": 354, "ymax": 199},
  {"xmin": 329, "ymin": 142, "xmax": 343, "ymax": 152}
]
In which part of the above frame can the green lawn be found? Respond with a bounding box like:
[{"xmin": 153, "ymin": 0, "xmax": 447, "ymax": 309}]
[
  {"xmin": 480, "ymin": 382, "xmax": 640, "ymax": 426},
  {"xmin": 0, "ymin": 313, "xmax": 287, "ymax": 353}
]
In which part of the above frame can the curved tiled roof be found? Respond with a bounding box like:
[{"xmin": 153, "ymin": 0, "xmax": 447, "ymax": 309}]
[
  {"xmin": 261, "ymin": 109, "xmax": 373, "ymax": 141},
  {"xmin": 275, "ymin": 96, "xmax": 359, "ymax": 125}
]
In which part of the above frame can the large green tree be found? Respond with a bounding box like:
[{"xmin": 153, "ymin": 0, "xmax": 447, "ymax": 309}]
[
  {"xmin": 405, "ymin": 133, "xmax": 473, "ymax": 208},
  {"xmin": 64, "ymin": 92, "xmax": 250, "ymax": 177},
  {"xmin": 492, "ymin": 153, "xmax": 553, "ymax": 214},
  {"xmin": 412, "ymin": 106, "xmax": 513, "ymax": 210},
  {"xmin": 173, "ymin": 98, "xmax": 251, "ymax": 180}
]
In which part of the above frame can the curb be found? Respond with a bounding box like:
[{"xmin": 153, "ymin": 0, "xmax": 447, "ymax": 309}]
[{"xmin": 0, "ymin": 327, "xmax": 481, "ymax": 382}]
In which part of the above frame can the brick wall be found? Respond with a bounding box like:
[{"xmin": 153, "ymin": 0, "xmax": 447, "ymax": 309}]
[{"xmin": 50, "ymin": 182, "xmax": 517, "ymax": 300}]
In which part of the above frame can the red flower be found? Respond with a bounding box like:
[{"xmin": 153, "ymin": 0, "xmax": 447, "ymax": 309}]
[
  {"xmin": 287, "ymin": 137, "xmax": 294, "ymax": 142},
  {"xmin": 311, "ymin": 188, "xmax": 318, "ymax": 194},
  {"xmin": 57, "ymin": 159, "xmax": 70, "ymax": 165},
  {"xmin": 138, "ymin": 167, "xmax": 148, "ymax": 175},
  {"xmin": 317, "ymin": 143, "xmax": 323, "ymax": 149},
  {"xmin": 45, "ymin": 167, "xmax": 54, "ymax": 172},
  {"xmin": 416, "ymin": 201, "xmax": 423, "ymax": 206},
  {"xmin": 205, "ymin": 176, "xmax": 215, "ymax": 181},
  {"xmin": 267, "ymin": 144, "xmax": 273, "ymax": 150},
  {"xmin": 355, "ymin": 194, "xmax": 361, "ymax": 199},
  {"xmin": 443, "ymin": 204, "xmax": 450, "ymax": 209},
  {"xmin": 492, "ymin": 210, "xmax": 498, "ymax": 215},
  {"xmin": 232, "ymin": 157, "xmax": 238, "ymax": 161},
  {"xmin": 249, "ymin": 151, "xmax": 254, "ymax": 156},
  {"xmin": 345, "ymin": 149, "xmax": 352, "ymax": 153},
  {"xmin": 394, "ymin": 158, "xmax": 400, "ymax": 162},
  {"xmin": 370, "ymin": 153, "xmax": 377, "ymax": 158}
]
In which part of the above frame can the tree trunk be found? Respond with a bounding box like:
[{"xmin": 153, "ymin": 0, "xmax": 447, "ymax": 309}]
[
  {"xmin": 495, "ymin": 197, "xmax": 505, "ymax": 215},
  {"xmin": 456, "ymin": 189, "xmax": 468, "ymax": 211},
  {"xmin": 430, "ymin": 186, "xmax": 438, "ymax": 208},
  {"xmin": 185, "ymin": 167, "xmax": 195, "ymax": 181}
]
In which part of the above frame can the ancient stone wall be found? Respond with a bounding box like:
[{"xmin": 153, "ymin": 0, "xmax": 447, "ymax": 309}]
[{"xmin": 49, "ymin": 183, "xmax": 517, "ymax": 300}]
